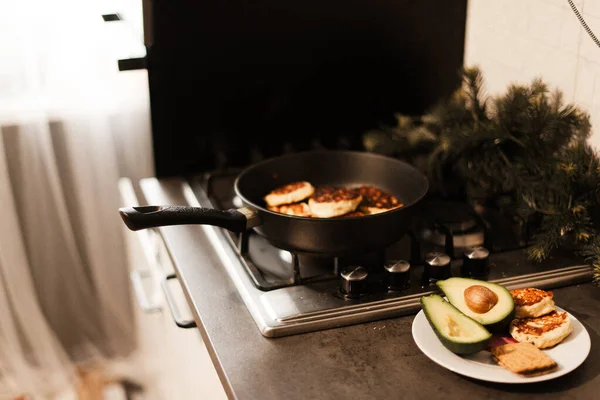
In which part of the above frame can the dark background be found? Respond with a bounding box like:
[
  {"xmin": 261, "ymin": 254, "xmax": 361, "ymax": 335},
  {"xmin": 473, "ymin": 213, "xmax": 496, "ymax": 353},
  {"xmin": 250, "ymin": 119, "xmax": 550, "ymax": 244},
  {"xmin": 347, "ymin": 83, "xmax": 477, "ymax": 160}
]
[{"xmin": 148, "ymin": 0, "xmax": 468, "ymax": 176}]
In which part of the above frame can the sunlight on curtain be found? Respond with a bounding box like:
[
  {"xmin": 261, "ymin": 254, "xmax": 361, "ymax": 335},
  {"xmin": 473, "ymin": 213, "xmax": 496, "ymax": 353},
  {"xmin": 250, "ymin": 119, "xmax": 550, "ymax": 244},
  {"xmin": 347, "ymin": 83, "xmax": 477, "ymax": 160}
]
[{"xmin": 0, "ymin": 0, "xmax": 153, "ymax": 397}]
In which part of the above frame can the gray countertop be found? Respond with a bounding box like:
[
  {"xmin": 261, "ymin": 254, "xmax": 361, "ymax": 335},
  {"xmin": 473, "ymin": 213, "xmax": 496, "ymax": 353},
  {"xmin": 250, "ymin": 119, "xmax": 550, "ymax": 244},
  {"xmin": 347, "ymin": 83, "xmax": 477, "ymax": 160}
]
[{"xmin": 145, "ymin": 178, "xmax": 600, "ymax": 400}]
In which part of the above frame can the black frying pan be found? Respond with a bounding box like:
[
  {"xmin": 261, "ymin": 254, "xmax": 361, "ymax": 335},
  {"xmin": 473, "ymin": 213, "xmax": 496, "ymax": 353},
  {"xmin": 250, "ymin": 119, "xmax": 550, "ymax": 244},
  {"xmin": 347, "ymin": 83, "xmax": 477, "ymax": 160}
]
[{"xmin": 119, "ymin": 151, "xmax": 428, "ymax": 255}]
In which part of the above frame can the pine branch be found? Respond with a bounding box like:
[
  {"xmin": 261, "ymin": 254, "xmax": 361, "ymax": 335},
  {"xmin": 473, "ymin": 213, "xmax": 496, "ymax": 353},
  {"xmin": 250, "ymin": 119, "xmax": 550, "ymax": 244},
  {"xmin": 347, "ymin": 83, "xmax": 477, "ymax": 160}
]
[
  {"xmin": 462, "ymin": 67, "xmax": 488, "ymax": 123},
  {"xmin": 362, "ymin": 67, "xmax": 597, "ymax": 277},
  {"xmin": 579, "ymin": 237, "xmax": 600, "ymax": 286}
]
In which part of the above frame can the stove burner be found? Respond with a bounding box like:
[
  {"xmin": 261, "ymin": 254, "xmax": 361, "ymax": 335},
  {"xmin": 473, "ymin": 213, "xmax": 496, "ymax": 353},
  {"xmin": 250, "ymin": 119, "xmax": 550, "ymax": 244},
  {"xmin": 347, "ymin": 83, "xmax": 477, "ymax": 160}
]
[
  {"xmin": 419, "ymin": 201, "xmax": 487, "ymax": 258},
  {"xmin": 427, "ymin": 201, "xmax": 478, "ymax": 232},
  {"xmin": 421, "ymin": 228, "xmax": 485, "ymax": 249}
]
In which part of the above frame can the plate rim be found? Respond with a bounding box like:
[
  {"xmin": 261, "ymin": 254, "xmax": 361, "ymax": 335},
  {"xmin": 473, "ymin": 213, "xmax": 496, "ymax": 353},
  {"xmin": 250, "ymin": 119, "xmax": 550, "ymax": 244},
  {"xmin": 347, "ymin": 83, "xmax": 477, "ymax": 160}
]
[{"xmin": 412, "ymin": 306, "xmax": 591, "ymax": 384}]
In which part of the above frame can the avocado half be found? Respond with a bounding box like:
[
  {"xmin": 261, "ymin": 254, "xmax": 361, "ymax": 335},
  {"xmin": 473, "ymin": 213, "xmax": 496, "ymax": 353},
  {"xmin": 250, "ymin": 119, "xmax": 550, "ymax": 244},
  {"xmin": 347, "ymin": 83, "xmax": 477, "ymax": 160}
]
[
  {"xmin": 437, "ymin": 277, "xmax": 515, "ymax": 332},
  {"xmin": 420, "ymin": 294, "xmax": 491, "ymax": 355}
]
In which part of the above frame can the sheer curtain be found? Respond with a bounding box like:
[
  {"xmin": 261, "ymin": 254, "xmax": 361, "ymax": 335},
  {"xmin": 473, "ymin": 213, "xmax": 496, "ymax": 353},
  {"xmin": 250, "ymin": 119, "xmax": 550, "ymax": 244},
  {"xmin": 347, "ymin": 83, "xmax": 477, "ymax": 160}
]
[{"xmin": 0, "ymin": 0, "xmax": 153, "ymax": 398}]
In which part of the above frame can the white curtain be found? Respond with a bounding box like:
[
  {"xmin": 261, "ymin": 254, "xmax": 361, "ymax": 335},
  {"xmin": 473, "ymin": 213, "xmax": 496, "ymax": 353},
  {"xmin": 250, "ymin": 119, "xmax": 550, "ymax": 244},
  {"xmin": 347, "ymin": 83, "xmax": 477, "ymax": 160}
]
[{"xmin": 0, "ymin": 0, "xmax": 153, "ymax": 398}]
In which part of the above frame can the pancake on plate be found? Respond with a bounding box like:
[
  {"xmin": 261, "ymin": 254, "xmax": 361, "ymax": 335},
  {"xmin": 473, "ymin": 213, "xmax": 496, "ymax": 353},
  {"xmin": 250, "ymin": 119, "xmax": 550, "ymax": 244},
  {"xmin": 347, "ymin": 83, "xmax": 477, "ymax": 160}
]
[
  {"xmin": 509, "ymin": 310, "xmax": 573, "ymax": 349},
  {"xmin": 510, "ymin": 288, "xmax": 555, "ymax": 318}
]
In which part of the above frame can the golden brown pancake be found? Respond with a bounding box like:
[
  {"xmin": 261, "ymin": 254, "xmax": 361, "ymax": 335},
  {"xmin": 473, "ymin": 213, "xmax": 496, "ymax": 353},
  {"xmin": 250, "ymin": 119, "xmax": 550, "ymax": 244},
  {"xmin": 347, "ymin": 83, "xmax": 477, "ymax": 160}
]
[
  {"xmin": 509, "ymin": 310, "xmax": 572, "ymax": 349},
  {"xmin": 308, "ymin": 186, "xmax": 362, "ymax": 218},
  {"xmin": 268, "ymin": 202, "xmax": 312, "ymax": 217},
  {"xmin": 264, "ymin": 181, "xmax": 314, "ymax": 207},
  {"xmin": 357, "ymin": 185, "xmax": 403, "ymax": 214},
  {"xmin": 510, "ymin": 288, "xmax": 555, "ymax": 318},
  {"xmin": 311, "ymin": 186, "xmax": 361, "ymax": 202}
]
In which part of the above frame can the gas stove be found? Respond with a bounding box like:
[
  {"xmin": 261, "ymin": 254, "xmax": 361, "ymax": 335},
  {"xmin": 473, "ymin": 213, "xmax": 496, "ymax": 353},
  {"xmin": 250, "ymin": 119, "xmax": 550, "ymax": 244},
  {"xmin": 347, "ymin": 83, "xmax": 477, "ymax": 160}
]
[{"xmin": 176, "ymin": 170, "xmax": 593, "ymax": 338}]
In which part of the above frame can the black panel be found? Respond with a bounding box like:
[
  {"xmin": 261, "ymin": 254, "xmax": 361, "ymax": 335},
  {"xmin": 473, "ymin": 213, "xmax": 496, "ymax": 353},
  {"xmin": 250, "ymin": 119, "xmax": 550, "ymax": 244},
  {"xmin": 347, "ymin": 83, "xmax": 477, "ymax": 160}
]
[{"xmin": 148, "ymin": 0, "xmax": 467, "ymax": 176}]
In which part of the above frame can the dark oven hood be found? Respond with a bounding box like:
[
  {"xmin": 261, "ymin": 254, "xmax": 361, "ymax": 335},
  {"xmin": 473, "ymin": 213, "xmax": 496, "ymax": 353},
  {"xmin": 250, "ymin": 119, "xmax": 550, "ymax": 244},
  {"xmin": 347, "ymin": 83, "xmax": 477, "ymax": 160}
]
[{"xmin": 145, "ymin": 0, "xmax": 468, "ymax": 176}]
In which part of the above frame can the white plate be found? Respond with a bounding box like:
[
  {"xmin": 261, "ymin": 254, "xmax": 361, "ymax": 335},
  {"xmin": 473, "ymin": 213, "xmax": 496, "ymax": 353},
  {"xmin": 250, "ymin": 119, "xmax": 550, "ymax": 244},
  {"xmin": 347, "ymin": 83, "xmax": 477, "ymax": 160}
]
[{"xmin": 412, "ymin": 306, "xmax": 591, "ymax": 383}]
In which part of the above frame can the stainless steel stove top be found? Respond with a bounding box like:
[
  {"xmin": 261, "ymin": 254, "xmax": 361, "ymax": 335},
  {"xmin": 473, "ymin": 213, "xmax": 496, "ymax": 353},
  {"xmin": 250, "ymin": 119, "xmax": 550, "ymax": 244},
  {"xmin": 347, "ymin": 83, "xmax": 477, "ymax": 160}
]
[{"xmin": 140, "ymin": 174, "xmax": 593, "ymax": 338}]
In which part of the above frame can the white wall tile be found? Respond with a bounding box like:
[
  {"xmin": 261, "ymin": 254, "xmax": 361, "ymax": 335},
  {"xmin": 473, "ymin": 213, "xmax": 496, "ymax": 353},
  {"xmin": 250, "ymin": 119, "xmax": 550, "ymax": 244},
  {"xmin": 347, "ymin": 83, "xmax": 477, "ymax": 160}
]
[
  {"xmin": 575, "ymin": 58, "xmax": 598, "ymax": 105},
  {"xmin": 583, "ymin": 0, "xmax": 600, "ymax": 17},
  {"xmin": 593, "ymin": 70, "xmax": 600, "ymax": 106},
  {"xmin": 561, "ymin": 4, "xmax": 584, "ymax": 53},
  {"xmin": 543, "ymin": 0, "xmax": 583, "ymax": 10},
  {"xmin": 524, "ymin": 1, "xmax": 568, "ymax": 50},
  {"xmin": 465, "ymin": 0, "xmax": 600, "ymax": 144},
  {"xmin": 578, "ymin": 13, "xmax": 600, "ymax": 63},
  {"xmin": 464, "ymin": 1, "xmax": 530, "ymax": 72}
]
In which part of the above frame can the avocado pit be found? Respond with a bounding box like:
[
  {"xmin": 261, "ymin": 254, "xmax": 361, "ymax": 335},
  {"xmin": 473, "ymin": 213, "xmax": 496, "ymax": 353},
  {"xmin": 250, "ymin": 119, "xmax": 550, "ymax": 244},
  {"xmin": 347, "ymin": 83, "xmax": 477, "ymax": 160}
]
[{"xmin": 464, "ymin": 285, "xmax": 498, "ymax": 314}]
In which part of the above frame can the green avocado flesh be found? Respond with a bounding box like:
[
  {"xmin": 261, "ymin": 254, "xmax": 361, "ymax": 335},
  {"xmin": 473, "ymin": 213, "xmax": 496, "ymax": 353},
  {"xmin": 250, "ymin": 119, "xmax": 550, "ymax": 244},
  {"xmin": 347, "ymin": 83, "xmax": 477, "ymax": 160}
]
[
  {"xmin": 420, "ymin": 294, "xmax": 491, "ymax": 355},
  {"xmin": 437, "ymin": 278, "xmax": 515, "ymax": 331}
]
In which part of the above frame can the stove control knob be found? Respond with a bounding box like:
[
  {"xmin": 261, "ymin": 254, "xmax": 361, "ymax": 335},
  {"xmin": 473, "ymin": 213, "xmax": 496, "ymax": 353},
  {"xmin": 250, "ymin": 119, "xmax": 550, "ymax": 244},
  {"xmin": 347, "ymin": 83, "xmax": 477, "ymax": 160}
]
[
  {"xmin": 424, "ymin": 252, "xmax": 452, "ymax": 282},
  {"xmin": 340, "ymin": 265, "xmax": 368, "ymax": 299},
  {"xmin": 462, "ymin": 246, "xmax": 490, "ymax": 279},
  {"xmin": 385, "ymin": 260, "xmax": 411, "ymax": 291}
]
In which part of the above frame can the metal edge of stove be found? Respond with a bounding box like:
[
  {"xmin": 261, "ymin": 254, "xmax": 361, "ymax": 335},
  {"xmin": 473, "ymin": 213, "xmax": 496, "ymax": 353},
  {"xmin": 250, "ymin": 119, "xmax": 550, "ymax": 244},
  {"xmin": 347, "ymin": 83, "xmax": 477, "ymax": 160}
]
[{"xmin": 179, "ymin": 180, "xmax": 594, "ymax": 338}]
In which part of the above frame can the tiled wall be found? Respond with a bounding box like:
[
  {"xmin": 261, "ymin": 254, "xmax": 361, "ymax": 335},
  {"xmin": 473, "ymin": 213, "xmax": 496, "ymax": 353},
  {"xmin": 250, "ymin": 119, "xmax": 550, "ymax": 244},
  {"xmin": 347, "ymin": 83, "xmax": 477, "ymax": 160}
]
[{"xmin": 464, "ymin": 0, "xmax": 600, "ymax": 147}]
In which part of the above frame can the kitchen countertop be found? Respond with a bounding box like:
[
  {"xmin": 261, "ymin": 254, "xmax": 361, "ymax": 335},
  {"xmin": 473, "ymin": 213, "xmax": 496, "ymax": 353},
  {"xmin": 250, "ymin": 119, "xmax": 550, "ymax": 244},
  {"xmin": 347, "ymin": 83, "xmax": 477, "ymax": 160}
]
[{"xmin": 144, "ymin": 178, "xmax": 600, "ymax": 400}]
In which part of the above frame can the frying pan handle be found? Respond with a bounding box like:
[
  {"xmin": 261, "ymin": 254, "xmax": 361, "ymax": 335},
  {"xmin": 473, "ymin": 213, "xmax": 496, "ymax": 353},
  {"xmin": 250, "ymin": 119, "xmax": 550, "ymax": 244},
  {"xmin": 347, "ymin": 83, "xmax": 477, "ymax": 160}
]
[{"xmin": 119, "ymin": 205, "xmax": 249, "ymax": 232}]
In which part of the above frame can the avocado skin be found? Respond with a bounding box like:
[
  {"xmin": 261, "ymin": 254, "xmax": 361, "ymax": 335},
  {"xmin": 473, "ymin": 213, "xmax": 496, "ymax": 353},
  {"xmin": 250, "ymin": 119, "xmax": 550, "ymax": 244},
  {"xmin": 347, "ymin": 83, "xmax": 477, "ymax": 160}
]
[{"xmin": 420, "ymin": 295, "xmax": 491, "ymax": 355}]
